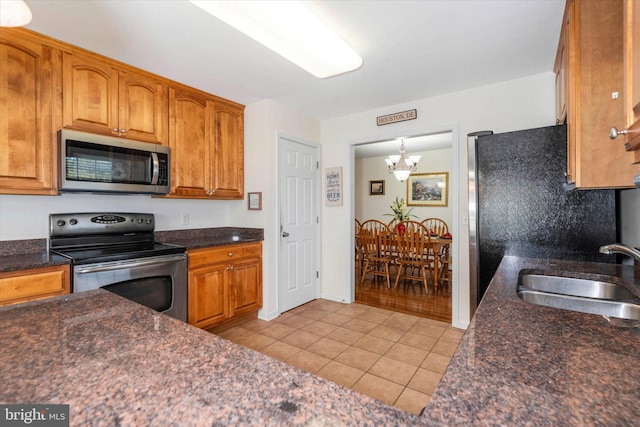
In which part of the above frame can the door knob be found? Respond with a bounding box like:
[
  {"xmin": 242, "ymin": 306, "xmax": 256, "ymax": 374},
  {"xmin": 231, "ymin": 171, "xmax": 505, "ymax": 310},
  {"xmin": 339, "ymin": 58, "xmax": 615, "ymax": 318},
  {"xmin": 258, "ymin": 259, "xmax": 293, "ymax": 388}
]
[{"xmin": 282, "ymin": 231, "xmax": 289, "ymax": 237}]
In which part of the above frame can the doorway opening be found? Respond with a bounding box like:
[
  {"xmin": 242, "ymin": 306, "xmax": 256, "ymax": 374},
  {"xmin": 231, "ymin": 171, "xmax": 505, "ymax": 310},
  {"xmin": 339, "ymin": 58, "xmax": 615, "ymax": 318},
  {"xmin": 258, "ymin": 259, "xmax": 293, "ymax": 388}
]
[{"xmin": 352, "ymin": 129, "xmax": 457, "ymax": 323}]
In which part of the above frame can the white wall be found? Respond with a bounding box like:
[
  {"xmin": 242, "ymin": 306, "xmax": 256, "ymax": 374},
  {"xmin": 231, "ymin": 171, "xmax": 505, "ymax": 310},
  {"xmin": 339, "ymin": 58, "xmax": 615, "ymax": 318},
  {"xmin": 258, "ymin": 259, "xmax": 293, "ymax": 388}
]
[
  {"xmin": 321, "ymin": 72, "xmax": 557, "ymax": 329},
  {"xmin": 0, "ymin": 193, "xmax": 230, "ymax": 240},
  {"xmin": 229, "ymin": 99, "xmax": 321, "ymax": 321},
  {"xmin": 355, "ymin": 148, "xmax": 453, "ymax": 227}
]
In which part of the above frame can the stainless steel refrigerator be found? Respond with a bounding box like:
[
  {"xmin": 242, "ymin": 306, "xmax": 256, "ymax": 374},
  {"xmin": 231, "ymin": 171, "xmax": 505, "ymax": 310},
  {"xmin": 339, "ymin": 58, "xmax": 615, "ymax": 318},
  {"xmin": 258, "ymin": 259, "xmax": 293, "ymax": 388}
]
[{"xmin": 468, "ymin": 124, "xmax": 617, "ymax": 314}]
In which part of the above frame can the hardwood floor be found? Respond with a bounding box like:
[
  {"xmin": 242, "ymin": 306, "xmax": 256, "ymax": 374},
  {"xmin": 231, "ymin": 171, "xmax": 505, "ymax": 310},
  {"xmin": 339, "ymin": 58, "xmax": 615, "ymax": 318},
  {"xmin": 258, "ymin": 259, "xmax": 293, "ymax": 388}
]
[{"xmin": 355, "ymin": 268, "xmax": 452, "ymax": 323}]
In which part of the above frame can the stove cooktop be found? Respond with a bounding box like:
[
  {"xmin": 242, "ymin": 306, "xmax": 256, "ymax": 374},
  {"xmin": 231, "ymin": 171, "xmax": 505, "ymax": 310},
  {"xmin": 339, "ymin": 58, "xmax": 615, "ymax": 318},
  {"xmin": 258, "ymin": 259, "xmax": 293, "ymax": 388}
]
[{"xmin": 52, "ymin": 242, "xmax": 186, "ymax": 265}]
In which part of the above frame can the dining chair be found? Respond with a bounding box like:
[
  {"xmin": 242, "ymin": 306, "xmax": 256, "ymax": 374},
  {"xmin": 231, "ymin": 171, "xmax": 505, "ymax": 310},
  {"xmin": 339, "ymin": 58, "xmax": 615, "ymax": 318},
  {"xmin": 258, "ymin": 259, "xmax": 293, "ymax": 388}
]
[
  {"xmin": 421, "ymin": 218, "xmax": 448, "ymax": 237},
  {"xmin": 392, "ymin": 220, "xmax": 434, "ymax": 294},
  {"xmin": 437, "ymin": 243, "xmax": 452, "ymax": 294},
  {"xmin": 359, "ymin": 220, "xmax": 394, "ymax": 287},
  {"xmin": 354, "ymin": 219, "xmax": 363, "ymax": 273}
]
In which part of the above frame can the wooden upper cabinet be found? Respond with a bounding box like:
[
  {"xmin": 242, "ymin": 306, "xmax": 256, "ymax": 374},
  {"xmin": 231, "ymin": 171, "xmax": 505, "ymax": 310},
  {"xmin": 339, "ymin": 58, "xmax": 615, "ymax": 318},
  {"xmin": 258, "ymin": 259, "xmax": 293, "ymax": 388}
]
[
  {"xmin": 62, "ymin": 52, "xmax": 118, "ymax": 136},
  {"xmin": 1, "ymin": 28, "xmax": 243, "ymax": 197},
  {"xmin": 0, "ymin": 29, "xmax": 58, "ymax": 195},
  {"xmin": 62, "ymin": 51, "xmax": 167, "ymax": 144},
  {"xmin": 168, "ymin": 86, "xmax": 212, "ymax": 197},
  {"xmin": 118, "ymin": 70, "xmax": 167, "ymax": 144},
  {"xmin": 622, "ymin": 0, "xmax": 640, "ymax": 163},
  {"xmin": 559, "ymin": 0, "xmax": 640, "ymax": 189},
  {"xmin": 167, "ymin": 87, "xmax": 244, "ymax": 199},
  {"xmin": 211, "ymin": 102, "xmax": 244, "ymax": 198}
]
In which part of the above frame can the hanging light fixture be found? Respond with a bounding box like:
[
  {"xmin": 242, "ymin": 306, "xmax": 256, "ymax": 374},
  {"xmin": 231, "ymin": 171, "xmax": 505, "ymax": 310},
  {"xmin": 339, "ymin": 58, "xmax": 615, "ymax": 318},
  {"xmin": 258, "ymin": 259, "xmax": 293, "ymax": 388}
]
[
  {"xmin": 384, "ymin": 139, "xmax": 421, "ymax": 182},
  {"xmin": 0, "ymin": 0, "xmax": 32, "ymax": 27}
]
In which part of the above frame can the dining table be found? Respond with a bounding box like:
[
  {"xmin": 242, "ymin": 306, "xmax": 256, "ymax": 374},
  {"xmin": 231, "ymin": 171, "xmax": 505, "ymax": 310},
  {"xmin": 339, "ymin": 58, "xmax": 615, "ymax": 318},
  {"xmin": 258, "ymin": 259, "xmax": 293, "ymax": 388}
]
[{"xmin": 363, "ymin": 231, "xmax": 452, "ymax": 291}]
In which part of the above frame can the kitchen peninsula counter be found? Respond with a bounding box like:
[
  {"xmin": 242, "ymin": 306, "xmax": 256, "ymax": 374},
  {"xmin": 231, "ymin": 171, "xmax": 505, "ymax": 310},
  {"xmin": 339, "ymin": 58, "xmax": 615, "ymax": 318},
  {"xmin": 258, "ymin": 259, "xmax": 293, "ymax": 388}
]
[
  {"xmin": 423, "ymin": 256, "xmax": 640, "ymax": 426},
  {"xmin": 0, "ymin": 290, "xmax": 424, "ymax": 426}
]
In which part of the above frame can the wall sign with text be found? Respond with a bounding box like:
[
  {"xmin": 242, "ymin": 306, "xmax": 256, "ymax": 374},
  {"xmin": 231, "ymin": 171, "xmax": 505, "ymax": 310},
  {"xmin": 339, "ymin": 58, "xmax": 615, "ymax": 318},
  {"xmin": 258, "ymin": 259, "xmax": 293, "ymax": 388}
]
[
  {"xmin": 377, "ymin": 109, "xmax": 417, "ymax": 126},
  {"xmin": 325, "ymin": 167, "xmax": 343, "ymax": 206}
]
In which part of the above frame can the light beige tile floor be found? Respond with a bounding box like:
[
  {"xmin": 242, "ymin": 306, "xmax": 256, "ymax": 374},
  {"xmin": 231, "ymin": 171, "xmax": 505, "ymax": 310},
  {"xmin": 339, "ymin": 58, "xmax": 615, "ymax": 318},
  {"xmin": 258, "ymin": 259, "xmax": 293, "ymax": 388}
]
[{"xmin": 217, "ymin": 299, "xmax": 464, "ymax": 416}]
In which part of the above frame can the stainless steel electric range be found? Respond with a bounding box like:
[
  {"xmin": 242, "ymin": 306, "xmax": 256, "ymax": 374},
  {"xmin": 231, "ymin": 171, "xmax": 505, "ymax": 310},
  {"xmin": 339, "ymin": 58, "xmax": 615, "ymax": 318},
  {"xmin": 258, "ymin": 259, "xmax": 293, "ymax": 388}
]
[{"xmin": 49, "ymin": 212, "xmax": 187, "ymax": 322}]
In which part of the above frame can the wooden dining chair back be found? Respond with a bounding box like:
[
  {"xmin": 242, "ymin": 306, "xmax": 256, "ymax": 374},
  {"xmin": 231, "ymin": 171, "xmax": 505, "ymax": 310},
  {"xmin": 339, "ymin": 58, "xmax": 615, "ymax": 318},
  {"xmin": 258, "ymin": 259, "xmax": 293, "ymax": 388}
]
[
  {"xmin": 359, "ymin": 220, "xmax": 394, "ymax": 288},
  {"xmin": 437, "ymin": 243, "xmax": 452, "ymax": 294},
  {"xmin": 354, "ymin": 219, "xmax": 363, "ymax": 273},
  {"xmin": 392, "ymin": 221, "xmax": 433, "ymax": 294},
  {"xmin": 421, "ymin": 218, "xmax": 448, "ymax": 237}
]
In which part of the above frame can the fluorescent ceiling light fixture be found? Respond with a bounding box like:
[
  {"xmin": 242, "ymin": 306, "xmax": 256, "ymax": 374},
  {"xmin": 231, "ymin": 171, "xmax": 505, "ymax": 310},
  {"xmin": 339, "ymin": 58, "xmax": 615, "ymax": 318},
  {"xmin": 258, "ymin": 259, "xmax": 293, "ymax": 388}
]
[
  {"xmin": 190, "ymin": 1, "xmax": 363, "ymax": 78},
  {"xmin": 0, "ymin": 0, "xmax": 32, "ymax": 27}
]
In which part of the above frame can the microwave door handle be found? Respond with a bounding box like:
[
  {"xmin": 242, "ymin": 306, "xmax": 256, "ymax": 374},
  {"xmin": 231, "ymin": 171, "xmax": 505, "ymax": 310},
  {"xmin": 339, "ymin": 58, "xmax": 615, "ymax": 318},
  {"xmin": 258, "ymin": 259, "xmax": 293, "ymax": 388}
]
[{"xmin": 150, "ymin": 152, "xmax": 159, "ymax": 185}]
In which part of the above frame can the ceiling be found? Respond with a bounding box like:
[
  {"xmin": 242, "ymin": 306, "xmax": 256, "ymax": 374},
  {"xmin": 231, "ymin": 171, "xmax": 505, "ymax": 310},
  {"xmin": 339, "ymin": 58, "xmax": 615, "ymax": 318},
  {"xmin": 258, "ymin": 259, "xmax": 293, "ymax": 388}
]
[{"xmin": 24, "ymin": 0, "xmax": 565, "ymax": 122}]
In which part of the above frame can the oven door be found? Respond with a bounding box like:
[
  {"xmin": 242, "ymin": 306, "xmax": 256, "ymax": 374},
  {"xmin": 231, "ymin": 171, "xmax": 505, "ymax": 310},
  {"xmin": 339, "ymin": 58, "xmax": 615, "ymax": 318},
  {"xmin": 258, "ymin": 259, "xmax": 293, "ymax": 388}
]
[{"xmin": 73, "ymin": 254, "xmax": 187, "ymax": 322}]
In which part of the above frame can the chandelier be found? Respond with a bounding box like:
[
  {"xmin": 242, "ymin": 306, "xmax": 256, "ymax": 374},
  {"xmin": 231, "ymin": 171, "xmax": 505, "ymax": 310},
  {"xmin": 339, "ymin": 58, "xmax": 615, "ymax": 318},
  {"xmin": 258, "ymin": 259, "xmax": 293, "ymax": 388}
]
[{"xmin": 384, "ymin": 139, "xmax": 421, "ymax": 182}]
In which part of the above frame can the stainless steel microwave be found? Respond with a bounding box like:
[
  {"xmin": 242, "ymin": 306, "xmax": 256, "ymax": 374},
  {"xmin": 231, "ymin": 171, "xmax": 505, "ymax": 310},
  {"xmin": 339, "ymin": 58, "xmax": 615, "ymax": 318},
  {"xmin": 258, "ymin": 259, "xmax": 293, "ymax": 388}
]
[{"xmin": 59, "ymin": 129, "xmax": 170, "ymax": 194}]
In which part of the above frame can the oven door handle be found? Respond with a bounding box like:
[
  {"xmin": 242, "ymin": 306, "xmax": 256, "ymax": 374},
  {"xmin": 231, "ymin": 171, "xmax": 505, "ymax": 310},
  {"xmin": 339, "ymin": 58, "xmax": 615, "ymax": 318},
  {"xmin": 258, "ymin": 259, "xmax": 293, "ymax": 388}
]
[{"xmin": 75, "ymin": 254, "xmax": 186, "ymax": 274}]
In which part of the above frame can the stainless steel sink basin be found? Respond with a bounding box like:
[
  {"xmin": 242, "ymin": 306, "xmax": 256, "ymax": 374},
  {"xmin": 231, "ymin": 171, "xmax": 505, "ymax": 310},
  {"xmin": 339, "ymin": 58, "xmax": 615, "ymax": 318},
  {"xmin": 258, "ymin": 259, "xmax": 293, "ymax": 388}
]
[
  {"xmin": 518, "ymin": 290, "xmax": 640, "ymax": 320},
  {"xmin": 519, "ymin": 274, "xmax": 636, "ymax": 300},
  {"xmin": 517, "ymin": 273, "xmax": 640, "ymax": 322}
]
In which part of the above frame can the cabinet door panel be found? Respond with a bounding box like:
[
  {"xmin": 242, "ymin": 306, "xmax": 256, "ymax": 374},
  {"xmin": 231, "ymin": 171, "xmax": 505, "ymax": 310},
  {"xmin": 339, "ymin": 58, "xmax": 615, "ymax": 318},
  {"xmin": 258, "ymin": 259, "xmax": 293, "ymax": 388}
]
[
  {"xmin": 624, "ymin": 0, "xmax": 640, "ymax": 156},
  {"xmin": 63, "ymin": 52, "xmax": 118, "ymax": 135},
  {"xmin": 230, "ymin": 257, "xmax": 262, "ymax": 316},
  {"xmin": 0, "ymin": 31, "xmax": 56, "ymax": 194},
  {"xmin": 168, "ymin": 87, "xmax": 210, "ymax": 197},
  {"xmin": 119, "ymin": 70, "xmax": 167, "ymax": 144},
  {"xmin": 212, "ymin": 103, "xmax": 244, "ymax": 198},
  {"xmin": 188, "ymin": 265, "xmax": 228, "ymax": 328}
]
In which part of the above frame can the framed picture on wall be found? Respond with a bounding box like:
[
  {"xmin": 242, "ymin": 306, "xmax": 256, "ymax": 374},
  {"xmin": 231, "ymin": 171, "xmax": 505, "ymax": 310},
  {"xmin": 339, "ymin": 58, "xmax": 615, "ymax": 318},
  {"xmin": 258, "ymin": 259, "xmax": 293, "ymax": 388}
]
[
  {"xmin": 369, "ymin": 180, "xmax": 385, "ymax": 195},
  {"xmin": 406, "ymin": 172, "xmax": 448, "ymax": 207}
]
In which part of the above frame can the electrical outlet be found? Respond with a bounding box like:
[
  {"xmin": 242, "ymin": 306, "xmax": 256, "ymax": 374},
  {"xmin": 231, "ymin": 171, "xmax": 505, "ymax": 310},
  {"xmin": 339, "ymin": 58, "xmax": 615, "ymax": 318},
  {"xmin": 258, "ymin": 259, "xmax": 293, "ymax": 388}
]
[{"xmin": 181, "ymin": 213, "xmax": 189, "ymax": 225}]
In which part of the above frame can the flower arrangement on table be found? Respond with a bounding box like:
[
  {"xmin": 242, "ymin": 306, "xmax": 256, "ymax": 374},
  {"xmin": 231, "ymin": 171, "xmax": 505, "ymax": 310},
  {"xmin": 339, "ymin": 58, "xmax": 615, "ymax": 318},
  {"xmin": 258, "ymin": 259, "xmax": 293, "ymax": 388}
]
[{"xmin": 384, "ymin": 196, "xmax": 416, "ymax": 222}]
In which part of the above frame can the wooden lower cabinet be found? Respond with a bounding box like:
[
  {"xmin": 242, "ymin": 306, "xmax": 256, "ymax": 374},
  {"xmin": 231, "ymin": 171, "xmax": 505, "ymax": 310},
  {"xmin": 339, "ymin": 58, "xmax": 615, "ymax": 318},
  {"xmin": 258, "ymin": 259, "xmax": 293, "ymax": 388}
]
[
  {"xmin": 187, "ymin": 242, "xmax": 262, "ymax": 330},
  {"xmin": 0, "ymin": 265, "xmax": 71, "ymax": 306}
]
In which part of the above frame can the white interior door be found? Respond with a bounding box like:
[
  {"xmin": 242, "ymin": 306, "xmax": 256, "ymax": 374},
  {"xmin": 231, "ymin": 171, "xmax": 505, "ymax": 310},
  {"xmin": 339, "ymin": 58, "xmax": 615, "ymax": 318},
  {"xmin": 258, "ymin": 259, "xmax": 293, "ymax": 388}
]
[{"xmin": 278, "ymin": 136, "xmax": 319, "ymax": 313}]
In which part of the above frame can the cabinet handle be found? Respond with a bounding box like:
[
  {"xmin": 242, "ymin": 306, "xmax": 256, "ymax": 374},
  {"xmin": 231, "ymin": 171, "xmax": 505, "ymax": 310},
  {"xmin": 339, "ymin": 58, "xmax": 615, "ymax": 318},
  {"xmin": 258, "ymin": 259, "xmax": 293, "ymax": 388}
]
[
  {"xmin": 229, "ymin": 265, "xmax": 234, "ymax": 270},
  {"xmin": 228, "ymin": 252, "xmax": 233, "ymax": 257},
  {"xmin": 113, "ymin": 128, "xmax": 118, "ymax": 132},
  {"xmin": 609, "ymin": 127, "xmax": 628, "ymax": 139},
  {"xmin": 120, "ymin": 129, "xmax": 126, "ymax": 133}
]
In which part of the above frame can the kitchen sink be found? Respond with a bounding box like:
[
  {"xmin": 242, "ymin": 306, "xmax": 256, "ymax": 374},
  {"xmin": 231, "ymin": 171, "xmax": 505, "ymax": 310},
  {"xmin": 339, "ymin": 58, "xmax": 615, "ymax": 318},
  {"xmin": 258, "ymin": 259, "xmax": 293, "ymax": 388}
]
[
  {"xmin": 519, "ymin": 274, "xmax": 636, "ymax": 300},
  {"xmin": 517, "ymin": 273, "xmax": 640, "ymax": 322}
]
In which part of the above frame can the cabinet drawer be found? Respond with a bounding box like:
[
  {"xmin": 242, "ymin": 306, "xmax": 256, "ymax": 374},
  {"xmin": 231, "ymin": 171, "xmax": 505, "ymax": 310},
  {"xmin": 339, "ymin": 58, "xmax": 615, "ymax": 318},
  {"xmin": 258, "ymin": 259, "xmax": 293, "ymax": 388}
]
[
  {"xmin": 0, "ymin": 265, "xmax": 71, "ymax": 306},
  {"xmin": 188, "ymin": 242, "xmax": 262, "ymax": 268}
]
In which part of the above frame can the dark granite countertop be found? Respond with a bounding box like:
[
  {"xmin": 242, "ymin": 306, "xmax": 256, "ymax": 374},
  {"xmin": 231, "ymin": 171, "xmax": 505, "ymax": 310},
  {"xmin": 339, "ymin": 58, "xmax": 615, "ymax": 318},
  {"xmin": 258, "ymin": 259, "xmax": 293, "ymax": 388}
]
[
  {"xmin": 0, "ymin": 252, "xmax": 70, "ymax": 273},
  {"xmin": 0, "ymin": 239, "xmax": 70, "ymax": 273},
  {"xmin": 155, "ymin": 227, "xmax": 263, "ymax": 250},
  {"xmin": 0, "ymin": 290, "xmax": 425, "ymax": 426},
  {"xmin": 423, "ymin": 256, "xmax": 640, "ymax": 426},
  {"xmin": 0, "ymin": 228, "xmax": 263, "ymax": 272}
]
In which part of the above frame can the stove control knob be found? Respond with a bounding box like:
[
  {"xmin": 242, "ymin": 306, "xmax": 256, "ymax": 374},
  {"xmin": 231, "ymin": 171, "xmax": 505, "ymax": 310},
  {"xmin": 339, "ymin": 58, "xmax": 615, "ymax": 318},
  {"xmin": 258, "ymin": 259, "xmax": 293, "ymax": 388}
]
[
  {"xmin": 145, "ymin": 218, "xmax": 152, "ymax": 224},
  {"xmin": 69, "ymin": 218, "xmax": 77, "ymax": 226},
  {"xmin": 136, "ymin": 218, "xmax": 144, "ymax": 224},
  {"xmin": 56, "ymin": 219, "xmax": 66, "ymax": 227}
]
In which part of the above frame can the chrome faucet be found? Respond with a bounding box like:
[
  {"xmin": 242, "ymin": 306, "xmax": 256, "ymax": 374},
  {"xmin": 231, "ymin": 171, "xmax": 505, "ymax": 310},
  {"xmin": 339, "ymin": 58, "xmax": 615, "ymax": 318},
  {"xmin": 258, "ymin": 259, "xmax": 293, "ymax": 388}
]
[{"xmin": 599, "ymin": 244, "xmax": 640, "ymax": 264}]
